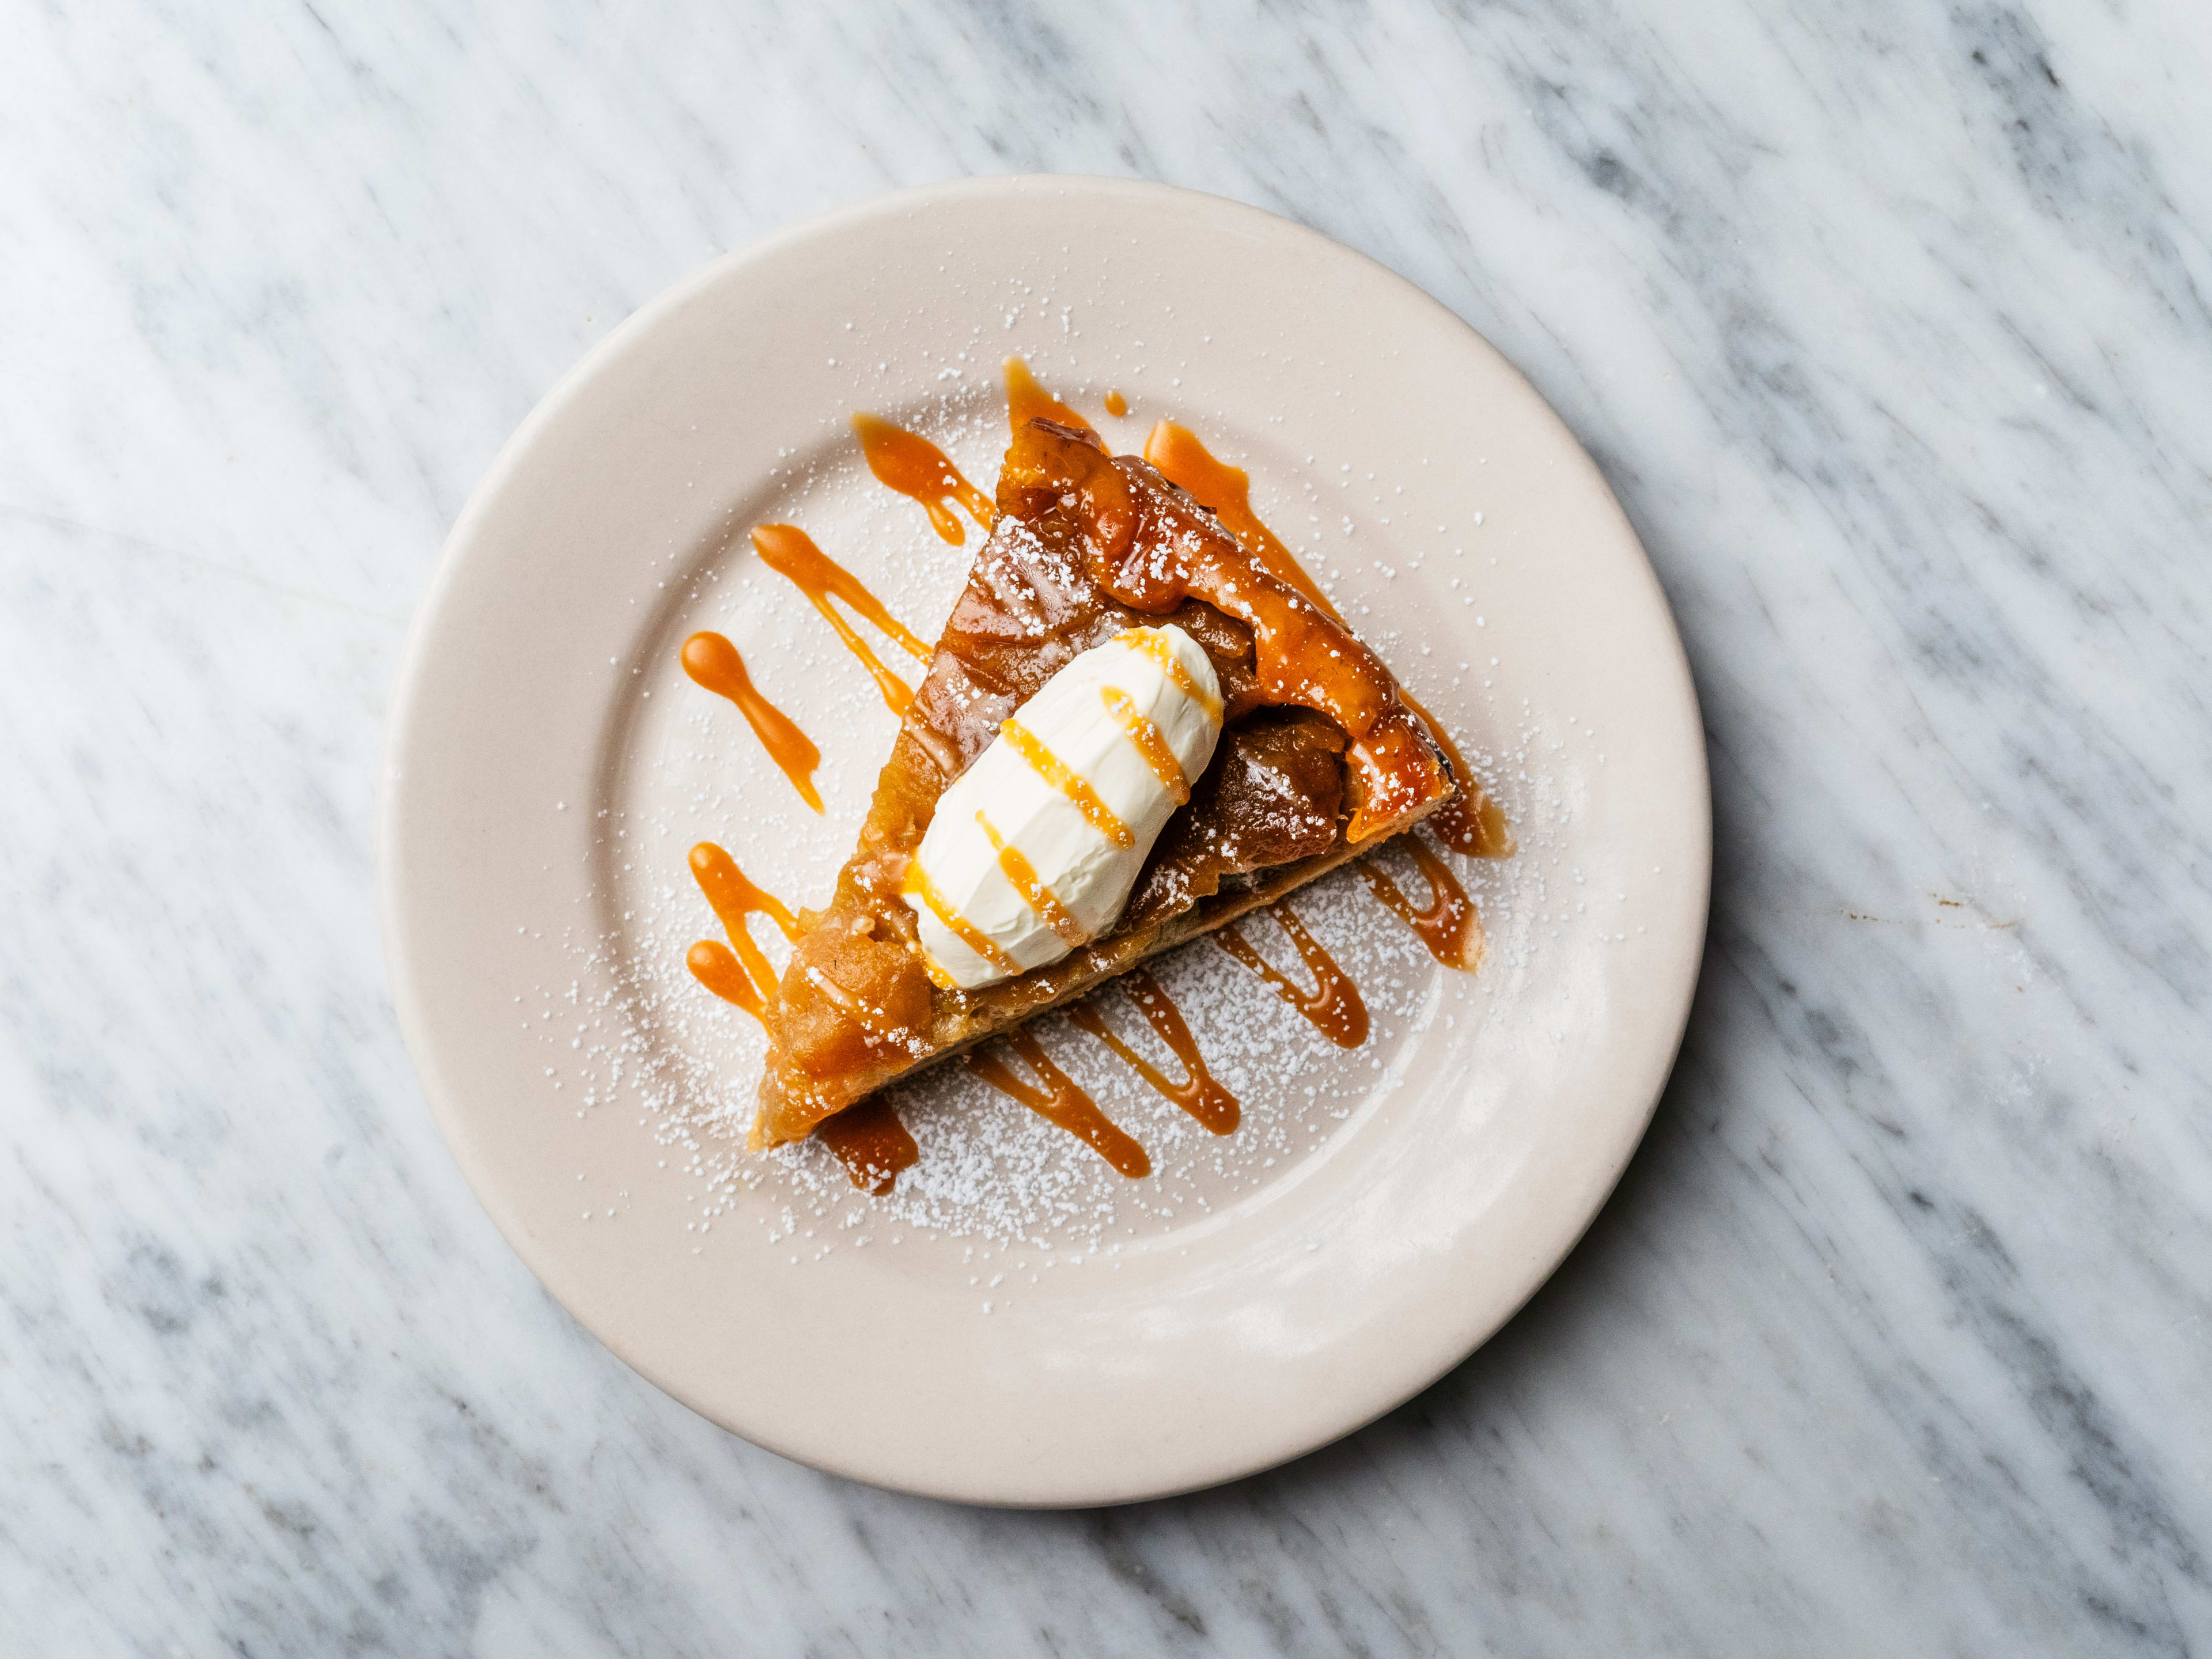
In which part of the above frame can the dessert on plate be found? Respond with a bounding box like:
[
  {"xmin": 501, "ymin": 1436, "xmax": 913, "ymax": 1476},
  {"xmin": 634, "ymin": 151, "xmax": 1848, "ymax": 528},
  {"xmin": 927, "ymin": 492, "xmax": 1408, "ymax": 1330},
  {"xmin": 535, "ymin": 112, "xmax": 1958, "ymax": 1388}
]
[{"xmin": 747, "ymin": 415, "xmax": 1458, "ymax": 1153}]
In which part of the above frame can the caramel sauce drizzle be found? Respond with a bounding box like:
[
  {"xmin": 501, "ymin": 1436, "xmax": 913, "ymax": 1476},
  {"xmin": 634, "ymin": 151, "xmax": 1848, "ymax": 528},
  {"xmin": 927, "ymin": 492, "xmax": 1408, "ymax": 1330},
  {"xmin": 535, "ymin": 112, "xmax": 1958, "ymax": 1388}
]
[
  {"xmin": 684, "ymin": 842, "xmax": 800, "ymax": 1022},
  {"xmin": 902, "ymin": 859, "xmax": 1017, "ymax": 975},
  {"xmin": 1069, "ymin": 970, "xmax": 1239, "ymax": 1134},
  {"xmin": 1004, "ymin": 356, "xmax": 1093, "ymax": 435},
  {"xmin": 1213, "ymin": 906, "xmax": 1370, "ymax": 1048},
  {"xmin": 1100, "ymin": 685, "xmax": 1190, "ymax": 804},
  {"xmin": 692, "ymin": 842, "xmax": 801, "ymax": 946},
  {"xmin": 1359, "ymin": 831, "xmax": 1485, "ymax": 971},
  {"xmin": 750, "ymin": 524, "xmax": 931, "ymax": 717},
  {"xmin": 1119, "ymin": 626, "xmax": 1222, "ymax": 721},
  {"xmin": 976, "ymin": 809, "xmax": 1088, "ymax": 947},
  {"xmin": 679, "ymin": 632, "xmax": 824, "ymax": 813},
  {"xmin": 1102, "ymin": 388, "xmax": 1128, "ymax": 418},
  {"xmin": 815, "ymin": 1096, "xmax": 920, "ymax": 1195},
  {"xmin": 968, "ymin": 1031, "xmax": 1150, "ymax": 1177},
  {"xmin": 687, "ymin": 941, "xmax": 767, "ymax": 1019},
  {"xmin": 911, "ymin": 952, "xmax": 959, "ymax": 993},
  {"xmin": 851, "ymin": 412, "xmax": 996, "ymax": 546},
  {"xmin": 1142, "ymin": 420, "xmax": 1511, "ymax": 857},
  {"xmin": 1143, "ymin": 420, "xmax": 1338, "ymax": 616},
  {"xmin": 1000, "ymin": 717, "xmax": 1133, "ymax": 847}
]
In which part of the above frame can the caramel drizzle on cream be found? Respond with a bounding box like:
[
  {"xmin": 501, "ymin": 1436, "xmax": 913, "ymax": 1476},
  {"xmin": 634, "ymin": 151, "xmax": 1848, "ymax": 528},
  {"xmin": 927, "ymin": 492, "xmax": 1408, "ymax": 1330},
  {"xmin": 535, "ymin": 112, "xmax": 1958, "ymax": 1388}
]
[
  {"xmin": 1069, "ymin": 971, "xmax": 1239, "ymax": 1135},
  {"xmin": 684, "ymin": 842, "xmax": 800, "ymax": 1023},
  {"xmin": 1141, "ymin": 420, "xmax": 1512, "ymax": 858},
  {"xmin": 1102, "ymin": 388, "xmax": 1128, "ymax": 417},
  {"xmin": 1118, "ymin": 626, "xmax": 1222, "ymax": 721},
  {"xmin": 968, "ymin": 1030, "xmax": 1150, "ymax": 1177},
  {"xmin": 999, "ymin": 718, "xmax": 1133, "ymax": 847},
  {"xmin": 975, "ymin": 809, "xmax": 1088, "ymax": 948},
  {"xmin": 902, "ymin": 859, "xmax": 1018, "ymax": 976},
  {"xmin": 1213, "ymin": 905, "xmax": 1370, "ymax": 1048},
  {"xmin": 911, "ymin": 952, "xmax": 958, "ymax": 993},
  {"xmin": 679, "ymin": 631, "xmax": 823, "ymax": 813},
  {"xmin": 750, "ymin": 524, "xmax": 931, "ymax": 716},
  {"xmin": 1099, "ymin": 685, "xmax": 1190, "ymax": 805},
  {"xmin": 851, "ymin": 411, "xmax": 996, "ymax": 546}
]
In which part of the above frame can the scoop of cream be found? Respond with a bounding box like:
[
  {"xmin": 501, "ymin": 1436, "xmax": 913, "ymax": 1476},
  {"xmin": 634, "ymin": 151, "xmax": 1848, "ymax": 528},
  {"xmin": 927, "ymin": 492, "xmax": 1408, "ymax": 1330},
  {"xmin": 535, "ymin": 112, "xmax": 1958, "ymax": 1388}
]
[{"xmin": 902, "ymin": 626, "xmax": 1223, "ymax": 991}]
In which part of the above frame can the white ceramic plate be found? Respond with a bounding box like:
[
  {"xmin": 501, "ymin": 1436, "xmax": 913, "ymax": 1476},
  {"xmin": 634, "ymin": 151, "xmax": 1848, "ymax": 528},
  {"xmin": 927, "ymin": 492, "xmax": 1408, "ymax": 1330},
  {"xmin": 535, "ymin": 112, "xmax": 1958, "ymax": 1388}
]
[{"xmin": 379, "ymin": 176, "xmax": 1709, "ymax": 1506}]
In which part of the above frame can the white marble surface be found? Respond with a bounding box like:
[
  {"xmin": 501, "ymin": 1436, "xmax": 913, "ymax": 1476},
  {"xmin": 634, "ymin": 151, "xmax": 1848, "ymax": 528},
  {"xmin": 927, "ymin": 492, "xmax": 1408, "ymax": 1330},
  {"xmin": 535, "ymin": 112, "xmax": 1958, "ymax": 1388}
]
[{"xmin": 5, "ymin": 0, "xmax": 2209, "ymax": 1650}]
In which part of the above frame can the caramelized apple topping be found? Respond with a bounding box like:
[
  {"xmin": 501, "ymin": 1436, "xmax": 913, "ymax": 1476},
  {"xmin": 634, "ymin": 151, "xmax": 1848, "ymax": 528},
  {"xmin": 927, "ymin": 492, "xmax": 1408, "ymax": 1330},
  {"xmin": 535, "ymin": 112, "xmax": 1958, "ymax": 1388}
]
[{"xmin": 999, "ymin": 422, "xmax": 1445, "ymax": 839}]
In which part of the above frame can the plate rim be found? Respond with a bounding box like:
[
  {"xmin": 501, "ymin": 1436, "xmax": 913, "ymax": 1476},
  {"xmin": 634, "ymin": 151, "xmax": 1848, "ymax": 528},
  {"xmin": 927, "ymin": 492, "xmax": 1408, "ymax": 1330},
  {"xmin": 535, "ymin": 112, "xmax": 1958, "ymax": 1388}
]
[{"xmin": 377, "ymin": 172, "xmax": 1712, "ymax": 1506}]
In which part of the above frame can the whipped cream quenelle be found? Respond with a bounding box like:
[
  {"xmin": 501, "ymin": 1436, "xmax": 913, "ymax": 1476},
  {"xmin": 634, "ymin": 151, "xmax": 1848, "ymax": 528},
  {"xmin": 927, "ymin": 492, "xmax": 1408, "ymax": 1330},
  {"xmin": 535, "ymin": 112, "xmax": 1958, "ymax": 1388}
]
[{"xmin": 902, "ymin": 626, "xmax": 1224, "ymax": 990}]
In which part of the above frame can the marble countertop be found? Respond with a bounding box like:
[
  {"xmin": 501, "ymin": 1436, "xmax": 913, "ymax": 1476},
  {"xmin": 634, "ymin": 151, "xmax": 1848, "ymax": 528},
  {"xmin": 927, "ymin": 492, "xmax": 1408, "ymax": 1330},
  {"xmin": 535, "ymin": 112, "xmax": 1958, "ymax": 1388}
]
[{"xmin": 6, "ymin": 2, "xmax": 2209, "ymax": 1652}]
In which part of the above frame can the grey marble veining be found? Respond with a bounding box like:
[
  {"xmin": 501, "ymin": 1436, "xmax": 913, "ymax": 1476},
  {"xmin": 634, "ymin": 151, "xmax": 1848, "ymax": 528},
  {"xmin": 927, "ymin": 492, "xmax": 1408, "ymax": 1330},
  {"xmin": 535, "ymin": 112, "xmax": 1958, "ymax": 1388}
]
[{"xmin": 5, "ymin": 0, "xmax": 2210, "ymax": 1652}]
